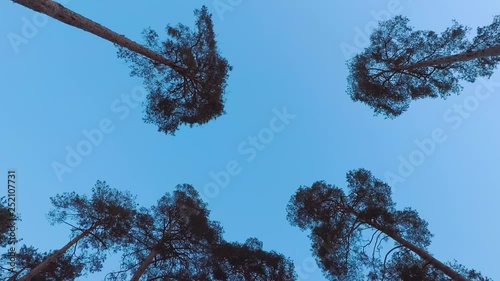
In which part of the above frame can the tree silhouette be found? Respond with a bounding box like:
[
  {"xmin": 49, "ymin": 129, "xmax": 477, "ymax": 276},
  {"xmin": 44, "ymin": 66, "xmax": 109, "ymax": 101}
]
[
  {"xmin": 12, "ymin": 0, "xmax": 231, "ymax": 135},
  {"xmin": 110, "ymin": 184, "xmax": 223, "ymax": 280},
  {"xmin": 0, "ymin": 198, "xmax": 12, "ymax": 248},
  {"xmin": 286, "ymin": 169, "xmax": 488, "ymax": 281},
  {"xmin": 210, "ymin": 237, "xmax": 297, "ymax": 281},
  {"xmin": 1, "ymin": 245, "xmax": 85, "ymax": 281},
  {"xmin": 109, "ymin": 184, "xmax": 297, "ymax": 281},
  {"xmin": 383, "ymin": 250, "xmax": 492, "ymax": 281},
  {"xmin": 15, "ymin": 181, "xmax": 136, "ymax": 281},
  {"xmin": 117, "ymin": 6, "xmax": 232, "ymax": 135},
  {"xmin": 347, "ymin": 15, "xmax": 500, "ymax": 117}
]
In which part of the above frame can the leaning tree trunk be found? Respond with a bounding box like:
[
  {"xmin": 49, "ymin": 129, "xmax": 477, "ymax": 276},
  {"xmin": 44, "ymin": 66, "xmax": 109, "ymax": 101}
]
[
  {"xmin": 385, "ymin": 230, "xmax": 468, "ymax": 281},
  {"xmin": 399, "ymin": 45, "xmax": 500, "ymax": 71},
  {"xmin": 129, "ymin": 222, "xmax": 174, "ymax": 281},
  {"xmin": 347, "ymin": 209, "xmax": 468, "ymax": 281},
  {"xmin": 15, "ymin": 224, "xmax": 98, "ymax": 281},
  {"xmin": 129, "ymin": 245, "xmax": 159, "ymax": 281},
  {"xmin": 12, "ymin": 0, "xmax": 188, "ymax": 76}
]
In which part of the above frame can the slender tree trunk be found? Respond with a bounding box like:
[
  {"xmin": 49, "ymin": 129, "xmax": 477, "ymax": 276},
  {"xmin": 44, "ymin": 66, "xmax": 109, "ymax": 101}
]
[
  {"xmin": 347, "ymin": 208, "xmax": 468, "ymax": 281},
  {"xmin": 129, "ymin": 223, "xmax": 175, "ymax": 281},
  {"xmin": 15, "ymin": 225, "xmax": 98, "ymax": 281},
  {"xmin": 384, "ymin": 230, "xmax": 468, "ymax": 281},
  {"xmin": 129, "ymin": 246, "xmax": 158, "ymax": 281},
  {"xmin": 11, "ymin": 0, "xmax": 187, "ymax": 76},
  {"xmin": 400, "ymin": 45, "xmax": 500, "ymax": 70}
]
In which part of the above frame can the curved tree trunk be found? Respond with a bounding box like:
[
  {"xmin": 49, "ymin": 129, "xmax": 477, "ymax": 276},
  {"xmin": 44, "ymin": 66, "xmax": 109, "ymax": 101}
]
[
  {"xmin": 15, "ymin": 225, "xmax": 98, "ymax": 281},
  {"xmin": 400, "ymin": 45, "xmax": 500, "ymax": 70},
  {"xmin": 129, "ymin": 246, "xmax": 158, "ymax": 281},
  {"xmin": 12, "ymin": 0, "xmax": 188, "ymax": 76}
]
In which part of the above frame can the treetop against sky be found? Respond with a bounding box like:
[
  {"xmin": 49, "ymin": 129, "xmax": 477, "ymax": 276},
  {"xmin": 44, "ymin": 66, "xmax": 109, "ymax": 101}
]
[{"xmin": 1, "ymin": 0, "xmax": 499, "ymax": 280}]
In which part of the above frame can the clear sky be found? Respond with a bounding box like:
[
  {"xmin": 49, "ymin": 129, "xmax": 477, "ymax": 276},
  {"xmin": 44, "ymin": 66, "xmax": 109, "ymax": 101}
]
[{"xmin": 1, "ymin": 0, "xmax": 499, "ymax": 280}]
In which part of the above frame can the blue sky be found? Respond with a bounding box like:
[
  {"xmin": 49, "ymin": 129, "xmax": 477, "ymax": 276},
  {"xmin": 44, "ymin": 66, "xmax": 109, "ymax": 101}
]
[{"xmin": 1, "ymin": 0, "xmax": 499, "ymax": 280}]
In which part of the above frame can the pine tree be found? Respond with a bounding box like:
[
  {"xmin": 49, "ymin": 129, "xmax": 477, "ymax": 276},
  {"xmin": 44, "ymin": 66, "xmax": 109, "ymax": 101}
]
[
  {"xmin": 12, "ymin": 0, "xmax": 231, "ymax": 135},
  {"xmin": 286, "ymin": 169, "xmax": 489, "ymax": 281},
  {"xmin": 347, "ymin": 15, "xmax": 500, "ymax": 117}
]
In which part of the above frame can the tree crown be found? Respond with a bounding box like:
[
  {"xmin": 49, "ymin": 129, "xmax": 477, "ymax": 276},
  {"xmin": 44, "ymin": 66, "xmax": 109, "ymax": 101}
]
[
  {"xmin": 118, "ymin": 6, "xmax": 232, "ymax": 135},
  {"xmin": 347, "ymin": 15, "xmax": 500, "ymax": 117}
]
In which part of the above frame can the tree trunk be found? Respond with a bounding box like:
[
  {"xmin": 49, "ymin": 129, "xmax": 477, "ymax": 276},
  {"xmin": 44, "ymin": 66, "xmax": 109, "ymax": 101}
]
[
  {"xmin": 15, "ymin": 225, "xmax": 98, "ymax": 281},
  {"xmin": 347, "ymin": 208, "xmax": 468, "ymax": 281},
  {"xmin": 12, "ymin": 0, "xmax": 187, "ymax": 76},
  {"xmin": 384, "ymin": 230, "xmax": 469, "ymax": 281},
  {"xmin": 400, "ymin": 45, "xmax": 500, "ymax": 70},
  {"xmin": 129, "ymin": 246, "xmax": 158, "ymax": 281},
  {"xmin": 129, "ymin": 222, "xmax": 175, "ymax": 281}
]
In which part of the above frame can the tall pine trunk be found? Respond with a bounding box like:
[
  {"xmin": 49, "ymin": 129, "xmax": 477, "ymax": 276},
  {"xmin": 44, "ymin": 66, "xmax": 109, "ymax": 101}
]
[
  {"xmin": 399, "ymin": 45, "xmax": 500, "ymax": 70},
  {"xmin": 129, "ymin": 222, "xmax": 175, "ymax": 281},
  {"xmin": 15, "ymin": 224, "xmax": 98, "ymax": 281},
  {"xmin": 129, "ymin": 246, "xmax": 159, "ymax": 281},
  {"xmin": 347, "ymin": 208, "xmax": 468, "ymax": 281},
  {"xmin": 385, "ymin": 229, "xmax": 468, "ymax": 281},
  {"xmin": 12, "ymin": 0, "xmax": 187, "ymax": 76}
]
